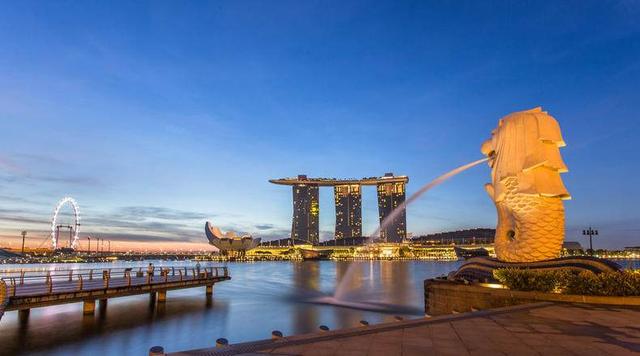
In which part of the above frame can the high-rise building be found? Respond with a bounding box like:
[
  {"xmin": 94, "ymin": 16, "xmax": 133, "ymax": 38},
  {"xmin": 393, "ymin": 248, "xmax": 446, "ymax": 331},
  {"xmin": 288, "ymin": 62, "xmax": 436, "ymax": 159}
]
[
  {"xmin": 334, "ymin": 184, "xmax": 362, "ymax": 239},
  {"xmin": 291, "ymin": 175, "xmax": 320, "ymax": 244},
  {"xmin": 270, "ymin": 173, "xmax": 408, "ymax": 245},
  {"xmin": 377, "ymin": 173, "xmax": 407, "ymax": 242}
]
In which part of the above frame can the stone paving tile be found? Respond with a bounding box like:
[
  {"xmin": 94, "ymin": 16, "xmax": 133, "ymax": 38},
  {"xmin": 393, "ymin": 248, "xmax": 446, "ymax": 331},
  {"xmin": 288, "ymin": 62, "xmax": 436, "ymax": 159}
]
[
  {"xmin": 402, "ymin": 344, "xmax": 435, "ymax": 356},
  {"xmin": 529, "ymin": 345, "xmax": 575, "ymax": 356},
  {"xmin": 468, "ymin": 349, "xmax": 507, "ymax": 356},
  {"xmin": 529, "ymin": 323, "xmax": 562, "ymax": 333},
  {"xmin": 433, "ymin": 345, "xmax": 470, "ymax": 356},
  {"xmin": 301, "ymin": 340, "xmax": 340, "ymax": 355},
  {"xmin": 594, "ymin": 341, "xmax": 640, "ymax": 355},
  {"xmin": 337, "ymin": 337, "xmax": 372, "ymax": 351},
  {"xmin": 494, "ymin": 343, "xmax": 540, "ymax": 356},
  {"xmin": 269, "ymin": 345, "xmax": 306, "ymax": 354},
  {"xmin": 333, "ymin": 350, "xmax": 368, "ymax": 356},
  {"xmin": 258, "ymin": 303, "xmax": 640, "ymax": 356}
]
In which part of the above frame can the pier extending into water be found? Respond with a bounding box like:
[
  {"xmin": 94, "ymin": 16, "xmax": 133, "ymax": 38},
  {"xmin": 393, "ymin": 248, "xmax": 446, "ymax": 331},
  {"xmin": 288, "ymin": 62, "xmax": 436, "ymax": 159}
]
[{"xmin": 0, "ymin": 265, "xmax": 230, "ymax": 321}]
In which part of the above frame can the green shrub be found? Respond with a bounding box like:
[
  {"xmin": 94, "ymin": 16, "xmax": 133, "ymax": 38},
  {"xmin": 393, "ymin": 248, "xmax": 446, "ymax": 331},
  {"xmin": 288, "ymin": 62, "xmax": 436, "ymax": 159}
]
[
  {"xmin": 493, "ymin": 268, "xmax": 564, "ymax": 292},
  {"xmin": 493, "ymin": 268, "xmax": 640, "ymax": 296},
  {"xmin": 565, "ymin": 270, "xmax": 640, "ymax": 296}
]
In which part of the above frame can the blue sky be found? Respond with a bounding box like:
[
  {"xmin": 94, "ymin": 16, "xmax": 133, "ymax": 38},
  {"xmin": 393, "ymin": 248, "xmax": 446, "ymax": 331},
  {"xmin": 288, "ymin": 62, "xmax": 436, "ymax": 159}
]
[{"xmin": 0, "ymin": 1, "xmax": 639, "ymax": 250}]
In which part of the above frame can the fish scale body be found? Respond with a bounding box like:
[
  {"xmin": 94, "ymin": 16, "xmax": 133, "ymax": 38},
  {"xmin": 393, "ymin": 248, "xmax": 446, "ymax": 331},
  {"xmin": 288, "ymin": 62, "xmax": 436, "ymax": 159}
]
[{"xmin": 494, "ymin": 177, "xmax": 564, "ymax": 262}]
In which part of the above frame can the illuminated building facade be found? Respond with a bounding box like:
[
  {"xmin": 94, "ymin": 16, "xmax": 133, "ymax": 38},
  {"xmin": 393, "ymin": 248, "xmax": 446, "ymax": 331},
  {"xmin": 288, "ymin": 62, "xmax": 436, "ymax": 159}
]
[
  {"xmin": 377, "ymin": 173, "xmax": 407, "ymax": 242},
  {"xmin": 291, "ymin": 175, "xmax": 320, "ymax": 244},
  {"xmin": 334, "ymin": 184, "xmax": 362, "ymax": 238},
  {"xmin": 270, "ymin": 173, "xmax": 408, "ymax": 245}
]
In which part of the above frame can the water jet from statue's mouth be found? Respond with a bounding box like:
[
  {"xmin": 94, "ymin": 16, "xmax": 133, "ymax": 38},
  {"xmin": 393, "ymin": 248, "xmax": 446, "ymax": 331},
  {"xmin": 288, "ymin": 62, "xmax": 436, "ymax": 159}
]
[{"xmin": 304, "ymin": 296, "xmax": 423, "ymax": 315}]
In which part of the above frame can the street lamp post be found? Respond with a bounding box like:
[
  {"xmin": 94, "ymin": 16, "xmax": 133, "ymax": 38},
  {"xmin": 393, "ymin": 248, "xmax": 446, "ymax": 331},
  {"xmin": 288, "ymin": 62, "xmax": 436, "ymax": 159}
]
[
  {"xmin": 21, "ymin": 231, "xmax": 27, "ymax": 255},
  {"xmin": 582, "ymin": 227, "xmax": 599, "ymax": 256},
  {"xmin": 88, "ymin": 237, "xmax": 91, "ymax": 254}
]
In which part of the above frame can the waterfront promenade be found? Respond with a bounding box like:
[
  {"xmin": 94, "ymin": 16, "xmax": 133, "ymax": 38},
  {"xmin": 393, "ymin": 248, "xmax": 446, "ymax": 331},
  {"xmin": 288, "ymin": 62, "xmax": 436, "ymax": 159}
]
[
  {"xmin": 171, "ymin": 302, "xmax": 640, "ymax": 356},
  {"xmin": 0, "ymin": 265, "xmax": 229, "ymax": 320}
]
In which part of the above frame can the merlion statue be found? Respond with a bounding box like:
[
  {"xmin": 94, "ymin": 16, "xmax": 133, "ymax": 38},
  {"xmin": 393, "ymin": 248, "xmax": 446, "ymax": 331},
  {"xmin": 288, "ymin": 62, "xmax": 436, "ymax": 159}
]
[{"xmin": 481, "ymin": 107, "xmax": 571, "ymax": 262}]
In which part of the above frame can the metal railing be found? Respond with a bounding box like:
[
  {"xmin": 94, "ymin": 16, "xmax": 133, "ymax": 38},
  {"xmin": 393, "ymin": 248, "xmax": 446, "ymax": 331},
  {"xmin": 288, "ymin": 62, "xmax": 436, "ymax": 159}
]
[{"xmin": 0, "ymin": 265, "xmax": 228, "ymax": 298}]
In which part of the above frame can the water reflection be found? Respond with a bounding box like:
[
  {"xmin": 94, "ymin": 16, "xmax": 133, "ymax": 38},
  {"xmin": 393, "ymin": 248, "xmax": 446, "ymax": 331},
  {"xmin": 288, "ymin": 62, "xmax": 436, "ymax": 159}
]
[
  {"xmin": 0, "ymin": 260, "xmax": 462, "ymax": 356},
  {"xmin": 292, "ymin": 262, "xmax": 319, "ymax": 333}
]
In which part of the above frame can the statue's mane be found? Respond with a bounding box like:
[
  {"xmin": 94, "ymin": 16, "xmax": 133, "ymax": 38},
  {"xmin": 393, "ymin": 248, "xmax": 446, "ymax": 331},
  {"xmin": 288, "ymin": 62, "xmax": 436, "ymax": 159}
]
[{"xmin": 488, "ymin": 107, "xmax": 570, "ymax": 201}]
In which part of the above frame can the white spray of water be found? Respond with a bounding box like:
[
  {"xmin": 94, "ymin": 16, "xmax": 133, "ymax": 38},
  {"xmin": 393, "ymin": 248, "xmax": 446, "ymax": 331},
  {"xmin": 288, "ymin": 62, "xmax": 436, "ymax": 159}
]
[{"xmin": 333, "ymin": 157, "xmax": 489, "ymax": 300}]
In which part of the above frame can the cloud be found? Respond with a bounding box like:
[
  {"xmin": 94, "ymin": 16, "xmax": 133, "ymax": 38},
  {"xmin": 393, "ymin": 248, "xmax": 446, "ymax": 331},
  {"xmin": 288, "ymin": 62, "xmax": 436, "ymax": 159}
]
[
  {"xmin": 34, "ymin": 175, "xmax": 101, "ymax": 185},
  {"xmin": 254, "ymin": 223, "xmax": 275, "ymax": 230},
  {"xmin": 0, "ymin": 155, "xmax": 26, "ymax": 174},
  {"xmin": 81, "ymin": 232, "xmax": 199, "ymax": 244},
  {"xmin": 254, "ymin": 228, "xmax": 291, "ymax": 241},
  {"xmin": 0, "ymin": 194, "xmax": 47, "ymax": 205},
  {"xmin": 0, "ymin": 215, "xmax": 48, "ymax": 225},
  {"xmin": 111, "ymin": 206, "xmax": 210, "ymax": 221},
  {"xmin": 0, "ymin": 203, "xmax": 216, "ymax": 245},
  {"xmin": 0, "ymin": 172, "xmax": 101, "ymax": 187},
  {"xmin": 0, "ymin": 153, "xmax": 101, "ymax": 187},
  {"xmin": 64, "ymin": 206, "xmax": 216, "ymax": 244}
]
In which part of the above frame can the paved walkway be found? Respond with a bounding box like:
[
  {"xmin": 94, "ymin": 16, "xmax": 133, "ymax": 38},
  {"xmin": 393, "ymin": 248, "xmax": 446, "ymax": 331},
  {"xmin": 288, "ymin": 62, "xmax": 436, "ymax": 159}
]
[{"xmin": 173, "ymin": 302, "xmax": 640, "ymax": 356}]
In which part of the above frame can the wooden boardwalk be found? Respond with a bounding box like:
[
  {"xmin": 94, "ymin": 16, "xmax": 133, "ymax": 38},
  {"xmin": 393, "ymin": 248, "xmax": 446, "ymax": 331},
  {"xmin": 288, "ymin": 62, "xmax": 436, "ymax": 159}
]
[{"xmin": 0, "ymin": 265, "xmax": 230, "ymax": 320}]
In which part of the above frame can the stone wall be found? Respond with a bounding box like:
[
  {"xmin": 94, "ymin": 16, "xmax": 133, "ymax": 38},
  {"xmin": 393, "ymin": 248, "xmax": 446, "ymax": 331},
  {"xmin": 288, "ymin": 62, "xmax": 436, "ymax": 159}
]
[{"xmin": 425, "ymin": 278, "xmax": 640, "ymax": 316}]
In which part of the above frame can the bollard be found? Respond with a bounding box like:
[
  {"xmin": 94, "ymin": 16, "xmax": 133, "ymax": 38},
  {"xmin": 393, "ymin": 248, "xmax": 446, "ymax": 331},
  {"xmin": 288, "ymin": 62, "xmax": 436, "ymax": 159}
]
[
  {"xmin": 318, "ymin": 325, "xmax": 330, "ymax": 332},
  {"xmin": 77, "ymin": 275, "xmax": 83, "ymax": 291},
  {"xmin": 271, "ymin": 330, "xmax": 283, "ymax": 340},
  {"xmin": 359, "ymin": 320, "xmax": 369, "ymax": 326},
  {"xmin": 216, "ymin": 338, "xmax": 229, "ymax": 348},
  {"xmin": 148, "ymin": 345, "xmax": 165, "ymax": 356},
  {"xmin": 394, "ymin": 316, "xmax": 404, "ymax": 321},
  {"xmin": 68, "ymin": 270, "xmax": 73, "ymax": 282}
]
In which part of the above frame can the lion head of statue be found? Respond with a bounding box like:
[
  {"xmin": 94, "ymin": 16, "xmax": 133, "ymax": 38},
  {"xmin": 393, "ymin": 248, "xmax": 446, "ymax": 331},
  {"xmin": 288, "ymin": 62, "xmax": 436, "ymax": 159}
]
[{"xmin": 481, "ymin": 107, "xmax": 571, "ymax": 202}]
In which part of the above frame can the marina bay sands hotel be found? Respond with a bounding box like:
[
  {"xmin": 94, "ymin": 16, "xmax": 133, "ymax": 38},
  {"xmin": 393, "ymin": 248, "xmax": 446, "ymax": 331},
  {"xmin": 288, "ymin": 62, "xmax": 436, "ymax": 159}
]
[{"xmin": 269, "ymin": 173, "xmax": 408, "ymax": 245}]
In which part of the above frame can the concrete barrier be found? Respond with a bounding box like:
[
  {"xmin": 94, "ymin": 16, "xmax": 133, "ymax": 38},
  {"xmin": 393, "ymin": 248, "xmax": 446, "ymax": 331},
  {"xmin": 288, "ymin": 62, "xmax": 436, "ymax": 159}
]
[{"xmin": 425, "ymin": 278, "xmax": 640, "ymax": 316}]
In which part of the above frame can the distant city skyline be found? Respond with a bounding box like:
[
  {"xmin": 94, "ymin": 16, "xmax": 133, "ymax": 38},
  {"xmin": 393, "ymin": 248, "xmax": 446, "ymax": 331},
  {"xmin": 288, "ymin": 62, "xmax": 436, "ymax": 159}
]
[{"xmin": 1, "ymin": 1, "xmax": 639, "ymax": 250}]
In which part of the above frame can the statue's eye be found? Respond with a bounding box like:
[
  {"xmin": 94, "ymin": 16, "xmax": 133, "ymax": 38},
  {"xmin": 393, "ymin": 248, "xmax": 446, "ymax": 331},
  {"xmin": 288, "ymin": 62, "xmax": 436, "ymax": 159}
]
[{"xmin": 507, "ymin": 230, "xmax": 515, "ymax": 241}]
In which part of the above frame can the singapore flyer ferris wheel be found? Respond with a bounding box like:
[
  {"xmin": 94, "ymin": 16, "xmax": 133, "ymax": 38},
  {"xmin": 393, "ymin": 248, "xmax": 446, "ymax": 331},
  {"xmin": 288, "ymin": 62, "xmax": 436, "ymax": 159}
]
[{"xmin": 50, "ymin": 197, "xmax": 81, "ymax": 250}]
